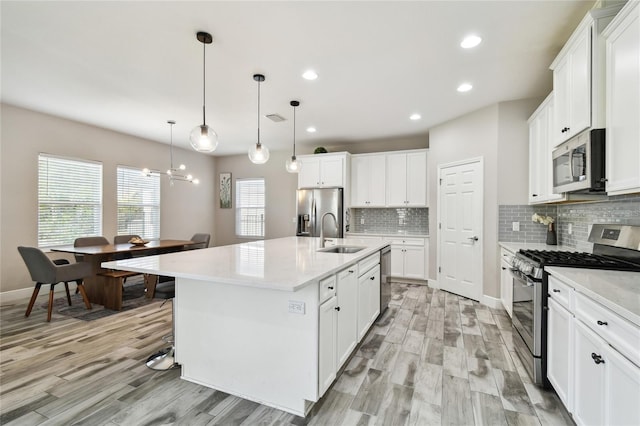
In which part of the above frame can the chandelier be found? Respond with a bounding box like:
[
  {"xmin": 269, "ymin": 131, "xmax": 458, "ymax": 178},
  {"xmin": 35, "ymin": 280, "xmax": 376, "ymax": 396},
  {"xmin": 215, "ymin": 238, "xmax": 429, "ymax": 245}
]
[{"xmin": 143, "ymin": 120, "xmax": 199, "ymax": 185}]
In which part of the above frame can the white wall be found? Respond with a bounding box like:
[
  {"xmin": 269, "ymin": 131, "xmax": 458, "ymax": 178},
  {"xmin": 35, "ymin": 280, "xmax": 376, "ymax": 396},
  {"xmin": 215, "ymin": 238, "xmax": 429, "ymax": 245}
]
[
  {"xmin": 0, "ymin": 104, "xmax": 216, "ymax": 294},
  {"xmin": 213, "ymin": 150, "xmax": 299, "ymax": 246},
  {"xmin": 428, "ymin": 99, "xmax": 537, "ymax": 299}
]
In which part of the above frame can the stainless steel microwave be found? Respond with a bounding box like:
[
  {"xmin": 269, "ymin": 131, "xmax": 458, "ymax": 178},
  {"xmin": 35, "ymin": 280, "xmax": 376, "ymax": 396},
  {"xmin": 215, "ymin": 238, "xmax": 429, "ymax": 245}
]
[{"xmin": 552, "ymin": 128, "xmax": 606, "ymax": 194}]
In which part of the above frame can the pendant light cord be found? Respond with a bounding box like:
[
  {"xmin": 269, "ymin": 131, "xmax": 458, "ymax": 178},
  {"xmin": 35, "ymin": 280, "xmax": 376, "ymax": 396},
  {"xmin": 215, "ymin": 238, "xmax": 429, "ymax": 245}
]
[
  {"xmin": 257, "ymin": 79, "xmax": 261, "ymax": 147},
  {"xmin": 169, "ymin": 122, "xmax": 174, "ymax": 169},
  {"xmin": 202, "ymin": 41, "xmax": 206, "ymax": 126},
  {"xmin": 293, "ymin": 105, "xmax": 296, "ymax": 157}
]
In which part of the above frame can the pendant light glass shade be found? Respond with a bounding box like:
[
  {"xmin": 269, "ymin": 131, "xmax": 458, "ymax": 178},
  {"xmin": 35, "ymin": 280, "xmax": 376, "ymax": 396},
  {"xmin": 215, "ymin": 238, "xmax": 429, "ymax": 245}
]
[
  {"xmin": 286, "ymin": 100, "xmax": 301, "ymax": 173},
  {"xmin": 248, "ymin": 74, "xmax": 270, "ymax": 164},
  {"xmin": 190, "ymin": 31, "xmax": 218, "ymax": 153}
]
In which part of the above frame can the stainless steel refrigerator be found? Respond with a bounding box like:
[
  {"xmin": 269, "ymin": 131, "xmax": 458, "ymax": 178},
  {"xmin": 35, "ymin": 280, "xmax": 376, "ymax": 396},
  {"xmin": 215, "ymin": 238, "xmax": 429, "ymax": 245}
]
[{"xmin": 296, "ymin": 188, "xmax": 343, "ymax": 238}]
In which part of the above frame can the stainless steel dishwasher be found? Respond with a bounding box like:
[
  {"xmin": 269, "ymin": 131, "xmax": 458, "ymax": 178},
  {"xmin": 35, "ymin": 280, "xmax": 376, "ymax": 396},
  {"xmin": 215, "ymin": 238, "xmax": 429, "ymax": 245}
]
[{"xmin": 379, "ymin": 245, "xmax": 391, "ymax": 314}]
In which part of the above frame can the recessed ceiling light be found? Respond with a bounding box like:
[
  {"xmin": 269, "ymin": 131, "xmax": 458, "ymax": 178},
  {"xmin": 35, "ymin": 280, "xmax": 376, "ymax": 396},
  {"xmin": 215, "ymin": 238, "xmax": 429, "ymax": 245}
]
[
  {"xmin": 302, "ymin": 70, "xmax": 318, "ymax": 80},
  {"xmin": 461, "ymin": 35, "xmax": 482, "ymax": 49},
  {"xmin": 457, "ymin": 83, "xmax": 473, "ymax": 92},
  {"xmin": 409, "ymin": 113, "xmax": 421, "ymax": 121},
  {"xmin": 306, "ymin": 126, "xmax": 317, "ymax": 133}
]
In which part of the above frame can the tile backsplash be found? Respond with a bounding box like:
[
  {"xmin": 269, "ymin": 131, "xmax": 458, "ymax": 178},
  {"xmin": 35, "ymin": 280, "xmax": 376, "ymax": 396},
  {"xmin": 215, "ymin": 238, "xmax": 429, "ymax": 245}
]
[
  {"xmin": 499, "ymin": 194, "xmax": 640, "ymax": 249},
  {"xmin": 349, "ymin": 208, "xmax": 428, "ymax": 235}
]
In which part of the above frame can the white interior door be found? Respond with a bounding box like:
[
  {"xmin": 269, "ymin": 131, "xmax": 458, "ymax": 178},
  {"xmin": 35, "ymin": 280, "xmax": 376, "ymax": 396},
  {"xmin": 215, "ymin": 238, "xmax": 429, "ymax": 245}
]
[{"xmin": 437, "ymin": 158, "xmax": 483, "ymax": 301}]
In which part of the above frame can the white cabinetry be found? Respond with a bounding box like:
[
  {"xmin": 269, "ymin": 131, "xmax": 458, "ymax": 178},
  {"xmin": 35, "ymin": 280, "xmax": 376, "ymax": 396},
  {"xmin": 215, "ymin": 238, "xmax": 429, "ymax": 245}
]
[
  {"xmin": 389, "ymin": 237, "xmax": 427, "ymax": 280},
  {"xmin": 547, "ymin": 276, "xmax": 575, "ymax": 412},
  {"xmin": 386, "ymin": 150, "xmax": 427, "ymax": 207},
  {"xmin": 550, "ymin": 6, "xmax": 621, "ymax": 145},
  {"xmin": 499, "ymin": 247, "xmax": 515, "ymax": 317},
  {"xmin": 604, "ymin": 0, "xmax": 640, "ymax": 196},
  {"xmin": 351, "ymin": 154, "xmax": 386, "ymax": 207},
  {"xmin": 335, "ymin": 267, "xmax": 358, "ymax": 369},
  {"xmin": 357, "ymin": 253, "xmax": 380, "ymax": 341},
  {"xmin": 298, "ymin": 153, "xmax": 349, "ymax": 188},
  {"xmin": 546, "ymin": 271, "xmax": 640, "ymax": 426},
  {"xmin": 318, "ymin": 293, "xmax": 337, "ymax": 396},
  {"xmin": 528, "ymin": 94, "xmax": 566, "ymax": 204}
]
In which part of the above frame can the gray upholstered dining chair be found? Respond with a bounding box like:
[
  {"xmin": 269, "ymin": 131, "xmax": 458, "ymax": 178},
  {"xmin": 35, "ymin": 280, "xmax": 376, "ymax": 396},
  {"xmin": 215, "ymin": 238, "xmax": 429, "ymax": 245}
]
[
  {"xmin": 189, "ymin": 233, "xmax": 210, "ymax": 249},
  {"xmin": 113, "ymin": 234, "xmax": 140, "ymax": 245},
  {"xmin": 74, "ymin": 236, "xmax": 109, "ymax": 262},
  {"xmin": 17, "ymin": 246, "xmax": 92, "ymax": 322}
]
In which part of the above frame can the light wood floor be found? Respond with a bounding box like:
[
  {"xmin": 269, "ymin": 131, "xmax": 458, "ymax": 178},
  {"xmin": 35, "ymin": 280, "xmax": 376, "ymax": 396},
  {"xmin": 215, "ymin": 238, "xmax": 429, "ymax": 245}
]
[{"xmin": 0, "ymin": 283, "xmax": 573, "ymax": 425}]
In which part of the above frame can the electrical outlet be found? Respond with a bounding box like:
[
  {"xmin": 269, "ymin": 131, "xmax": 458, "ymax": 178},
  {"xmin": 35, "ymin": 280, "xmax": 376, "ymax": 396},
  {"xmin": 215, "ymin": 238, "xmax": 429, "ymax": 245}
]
[
  {"xmin": 399, "ymin": 218, "xmax": 403, "ymax": 225},
  {"xmin": 288, "ymin": 300, "xmax": 305, "ymax": 315},
  {"xmin": 360, "ymin": 218, "xmax": 364, "ymax": 225},
  {"xmin": 568, "ymin": 223, "xmax": 573, "ymax": 235},
  {"xmin": 292, "ymin": 217, "xmax": 297, "ymax": 223},
  {"xmin": 512, "ymin": 222, "xmax": 520, "ymax": 232}
]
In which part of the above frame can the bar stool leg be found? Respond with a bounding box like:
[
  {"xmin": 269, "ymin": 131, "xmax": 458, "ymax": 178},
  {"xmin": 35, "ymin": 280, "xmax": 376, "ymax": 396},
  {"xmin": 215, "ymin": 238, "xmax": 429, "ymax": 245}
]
[{"xmin": 145, "ymin": 299, "xmax": 177, "ymax": 370}]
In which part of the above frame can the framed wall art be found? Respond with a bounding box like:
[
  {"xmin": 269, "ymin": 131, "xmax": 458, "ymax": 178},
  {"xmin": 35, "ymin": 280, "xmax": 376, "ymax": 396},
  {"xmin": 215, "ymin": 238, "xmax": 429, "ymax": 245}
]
[{"xmin": 219, "ymin": 172, "xmax": 232, "ymax": 208}]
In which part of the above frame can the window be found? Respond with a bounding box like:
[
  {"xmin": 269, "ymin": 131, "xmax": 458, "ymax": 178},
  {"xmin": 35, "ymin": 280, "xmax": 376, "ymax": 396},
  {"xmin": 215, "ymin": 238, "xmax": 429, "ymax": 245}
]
[
  {"xmin": 38, "ymin": 154, "xmax": 103, "ymax": 247},
  {"xmin": 117, "ymin": 166, "xmax": 160, "ymax": 240},
  {"xmin": 236, "ymin": 178, "xmax": 265, "ymax": 238}
]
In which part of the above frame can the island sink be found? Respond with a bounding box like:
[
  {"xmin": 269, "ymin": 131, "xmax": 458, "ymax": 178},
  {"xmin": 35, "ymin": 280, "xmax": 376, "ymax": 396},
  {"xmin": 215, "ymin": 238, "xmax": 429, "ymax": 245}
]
[{"xmin": 317, "ymin": 245, "xmax": 365, "ymax": 254}]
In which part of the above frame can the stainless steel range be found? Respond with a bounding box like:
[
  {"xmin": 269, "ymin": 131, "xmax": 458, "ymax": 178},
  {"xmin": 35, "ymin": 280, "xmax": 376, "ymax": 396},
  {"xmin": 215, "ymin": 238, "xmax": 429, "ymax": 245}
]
[{"xmin": 510, "ymin": 224, "xmax": 640, "ymax": 386}]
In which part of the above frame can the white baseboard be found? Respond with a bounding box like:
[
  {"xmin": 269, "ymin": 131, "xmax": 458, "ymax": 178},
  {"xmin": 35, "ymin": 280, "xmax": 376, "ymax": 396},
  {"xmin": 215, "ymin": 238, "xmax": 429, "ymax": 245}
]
[
  {"xmin": 0, "ymin": 284, "xmax": 69, "ymax": 304},
  {"xmin": 482, "ymin": 294, "xmax": 503, "ymax": 309}
]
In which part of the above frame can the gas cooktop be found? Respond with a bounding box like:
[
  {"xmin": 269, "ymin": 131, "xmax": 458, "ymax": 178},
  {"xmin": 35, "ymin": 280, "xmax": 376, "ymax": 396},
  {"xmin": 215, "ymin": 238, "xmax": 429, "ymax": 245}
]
[{"xmin": 517, "ymin": 249, "xmax": 640, "ymax": 271}]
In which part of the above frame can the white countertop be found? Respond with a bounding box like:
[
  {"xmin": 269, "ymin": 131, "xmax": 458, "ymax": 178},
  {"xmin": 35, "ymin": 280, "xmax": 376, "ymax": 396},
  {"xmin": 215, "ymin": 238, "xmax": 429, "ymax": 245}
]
[
  {"xmin": 546, "ymin": 266, "xmax": 640, "ymax": 327},
  {"xmin": 101, "ymin": 236, "xmax": 389, "ymax": 292}
]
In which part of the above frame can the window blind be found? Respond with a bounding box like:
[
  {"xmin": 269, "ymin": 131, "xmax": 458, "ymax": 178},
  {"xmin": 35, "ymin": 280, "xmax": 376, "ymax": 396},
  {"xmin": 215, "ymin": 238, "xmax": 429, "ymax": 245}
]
[
  {"xmin": 236, "ymin": 178, "xmax": 265, "ymax": 238},
  {"xmin": 117, "ymin": 166, "xmax": 160, "ymax": 240},
  {"xmin": 38, "ymin": 154, "xmax": 103, "ymax": 247}
]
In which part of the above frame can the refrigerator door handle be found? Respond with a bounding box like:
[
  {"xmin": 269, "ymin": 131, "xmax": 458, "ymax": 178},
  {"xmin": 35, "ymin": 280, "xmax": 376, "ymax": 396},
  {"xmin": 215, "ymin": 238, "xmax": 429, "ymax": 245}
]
[{"xmin": 311, "ymin": 197, "xmax": 316, "ymax": 237}]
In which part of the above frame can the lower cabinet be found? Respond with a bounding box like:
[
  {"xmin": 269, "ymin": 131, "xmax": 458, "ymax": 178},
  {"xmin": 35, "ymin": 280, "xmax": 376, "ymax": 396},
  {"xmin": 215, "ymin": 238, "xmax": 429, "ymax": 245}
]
[
  {"xmin": 357, "ymin": 264, "xmax": 380, "ymax": 341},
  {"xmin": 499, "ymin": 247, "xmax": 515, "ymax": 317},
  {"xmin": 318, "ymin": 295, "xmax": 338, "ymax": 396},
  {"xmin": 336, "ymin": 267, "xmax": 358, "ymax": 369},
  {"xmin": 547, "ymin": 297, "xmax": 573, "ymax": 411},
  {"xmin": 547, "ymin": 272, "xmax": 640, "ymax": 426},
  {"xmin": 389, "ymin": 238, "xmax": 427, "ymax": 280}
]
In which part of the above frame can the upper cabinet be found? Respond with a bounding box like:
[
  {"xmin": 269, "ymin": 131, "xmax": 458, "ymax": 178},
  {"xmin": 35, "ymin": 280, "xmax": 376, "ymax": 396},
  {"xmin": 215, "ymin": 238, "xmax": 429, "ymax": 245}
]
[
  {"xmin": 298, "ymin": 153, "xmax": 349, "ymax": 189},
  {"xmin": 603, "ymin": 0, "xmax": 640, "ymax": 196},
  {"xmin": 528, "ymin": 93, "xmax": 566, "ymax": 204},
  {"xmin": 386, "ymin": 150, "xmax": 428, "ymax": 207},
  {"xmin": 550, "ymin": 5, "xmax": 622, "ymax": 146},
  {"xmin": 351, "ymin": 154, "xmax": 386, "ymax": 207}
]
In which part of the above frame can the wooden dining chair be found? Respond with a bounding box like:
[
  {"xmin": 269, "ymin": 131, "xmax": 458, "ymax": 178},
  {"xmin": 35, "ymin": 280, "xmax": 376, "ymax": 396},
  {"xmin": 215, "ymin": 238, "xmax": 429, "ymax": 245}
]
[{"xmin": 18, "ymin": 246, "xmax": 92, "ymax": 322}]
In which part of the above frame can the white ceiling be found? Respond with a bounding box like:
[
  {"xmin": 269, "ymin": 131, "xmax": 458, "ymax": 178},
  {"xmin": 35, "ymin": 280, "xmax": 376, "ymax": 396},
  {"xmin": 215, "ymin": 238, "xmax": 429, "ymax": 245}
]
[{"xmin": 1, "ymin": 1, "xmax": 594, "ymax": 156}]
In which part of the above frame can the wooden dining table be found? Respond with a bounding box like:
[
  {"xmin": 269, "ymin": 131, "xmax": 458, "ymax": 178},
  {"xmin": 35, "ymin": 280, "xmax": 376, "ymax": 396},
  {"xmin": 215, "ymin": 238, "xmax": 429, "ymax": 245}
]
[{"xmin": 50, "ymin": 239, "xmax": 197, "ymax": 310}]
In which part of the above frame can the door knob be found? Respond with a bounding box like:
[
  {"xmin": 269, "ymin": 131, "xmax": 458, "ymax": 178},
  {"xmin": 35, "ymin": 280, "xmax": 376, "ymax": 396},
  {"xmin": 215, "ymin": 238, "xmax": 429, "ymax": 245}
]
[{"xmin": 468, "ymin": 236, "xmax": 479, "ymax": 242}]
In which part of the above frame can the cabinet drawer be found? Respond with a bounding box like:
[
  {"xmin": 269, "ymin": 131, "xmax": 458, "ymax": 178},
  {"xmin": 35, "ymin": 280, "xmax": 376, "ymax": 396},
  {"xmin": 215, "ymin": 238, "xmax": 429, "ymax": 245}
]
[
  {"xmin": 500, "ymin": 248, "xmax": 515, "ymax": 262},
  {"xmin": 548, "ymin": 274, "xmax": 574, "ymax": 311},
  {"xmin": 358, "ymin": 252, "xmax": 380, "ymax": 277},
  {"xmin": 387, "ymin": 237, "xmax": 424, "ymax": 246},
  {"xmin": 319, "ymin": 275, "xmax": 337, "ymax": 303},
  {"xmin": 575, "ymin": 292, "xmax": 640, "ymax": 366}
]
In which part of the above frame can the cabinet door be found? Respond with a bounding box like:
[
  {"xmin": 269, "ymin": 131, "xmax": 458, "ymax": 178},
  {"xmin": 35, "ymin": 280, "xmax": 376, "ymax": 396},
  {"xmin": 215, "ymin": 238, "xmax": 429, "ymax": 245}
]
[
  {"xmin": 606, "ymin": 3, "xmax": 640, "ymax": 195},
  {"xmin": 403, "ymin": 245, "xmax": 425, "ymax": 279},
  {"xmin": 368, "ymin": 265, "xmax": 381, "ymax": 325},
  {"xmin": 554, "ymin": 57, "xmax": 571, "ymax": 145},
  {"xmin": 528, "ymin": 110, "xmax": 545, "ymax": 203},
  {"xmin": 351, "ymin": 156, "xmax": 370, "ymax": 206},
  {"xmin": 386, "ymin": 154, "xmax": 407, "ymax": 206},
  {"xmin": 405, "ymin": 151, "xmax": 427, "ymax": 206},
  {"xmin": 500, "ymin": 259, "xmax": 513, "ymax": 317},
  {"xmin": 318, "ymin": 296, "xmax": 337, "ymax": 396},
  {"xmin": 320, "ymin": 156, "xmax": 344, "ymax": 187},
  {"xmin": 573, "ymin": 320, "xmax": 606, "ymax": 426},
  {"xmin": 547, "ymin": 297, "xmax": 573, "ymax": 412},
  {"xmin": 368, "ymin": 155, "xmax": 387, "ymax": 206},
  {"xmin": 605, "ymin": 342, "xmax": 640, "ymax": 426},
  {"xmin": 336, "ymin": 267, "xmax": 358, "ymax": 369},
  {"xmin": 569, "ymin": 27, "xmax": 592, "ymax": 138},
  {"xmin": 299, "ymin": 157, "xmax": 320, "ymax": 188},
  {"xmin": 390, "ymin": 245, "xmax": 404, "ymax": 277}
]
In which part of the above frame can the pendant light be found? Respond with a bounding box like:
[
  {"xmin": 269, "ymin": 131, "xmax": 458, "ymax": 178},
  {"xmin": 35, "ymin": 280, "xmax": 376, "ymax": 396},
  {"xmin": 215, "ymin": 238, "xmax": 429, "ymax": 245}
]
[
  {"xmin": 189, "ymin": 31, "xmax": 218, "ymax": 153},
  {"xmin": 285, "ymin": 100, "xmax": 301, "ymax": 173},
  {"xmin": 248, "ymin": 73, "xmax": 270, "ymax": 164},
  {"xmin": 143, "ymin": 121, "xmax": 199, "ymax": 185}
]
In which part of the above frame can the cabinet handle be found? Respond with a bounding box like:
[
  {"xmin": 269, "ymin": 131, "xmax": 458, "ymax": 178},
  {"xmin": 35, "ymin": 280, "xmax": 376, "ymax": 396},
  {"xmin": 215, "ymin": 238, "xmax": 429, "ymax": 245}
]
[
  {"xmin": 348, "ymin": 270, "xmax": 354, "ymax": 273},
  {"xmin": 591, "ymin": 353, "xmax": 605, "ymax": 364},
  {"xmin": 335, "ymin": 306, "xmax": 341, "ymax": 311},
  {"xmin": 552, "ymin": 289, "xmax": 560, "ymax": 293},
  {"xmin": 502, "ymin": 267, "xmax": 506, "ymax": 270},
  {"xmin": 370, "ymin": 276, "xmax": 375, "ymax": 280},
  {"xmin": 597, "ymin": 320, "xmax": 608, "ymax": 326},
  {"xmin": 532, "ymin": 194, "xmax": 538, "ymax": 197},
  {"xmin": 328, "ymin": 286, "xmax": 334, "ymax": 290}
]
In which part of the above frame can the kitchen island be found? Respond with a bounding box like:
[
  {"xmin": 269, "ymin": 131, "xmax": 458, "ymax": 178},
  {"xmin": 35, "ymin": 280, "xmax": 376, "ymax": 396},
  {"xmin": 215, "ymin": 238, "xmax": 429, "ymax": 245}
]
[{"xmin": 102, "ymin": 236, "xmax": 389, "ymax": 416}]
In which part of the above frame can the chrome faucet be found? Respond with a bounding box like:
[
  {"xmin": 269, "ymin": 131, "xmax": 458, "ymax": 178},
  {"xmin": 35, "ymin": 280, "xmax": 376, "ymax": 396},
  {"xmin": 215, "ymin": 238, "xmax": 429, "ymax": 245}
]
[{"xmin": 319, "ymin": 212, "xmax": 338, "ymax": 248}]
